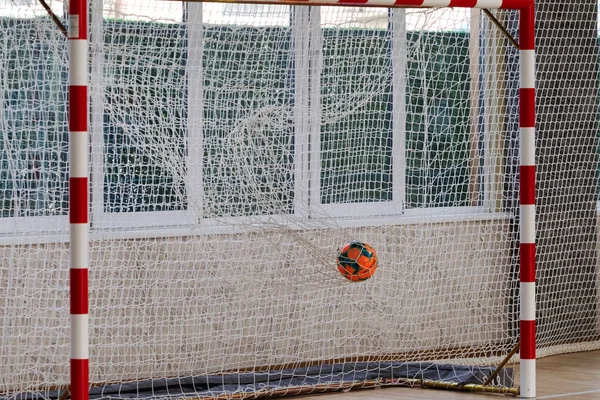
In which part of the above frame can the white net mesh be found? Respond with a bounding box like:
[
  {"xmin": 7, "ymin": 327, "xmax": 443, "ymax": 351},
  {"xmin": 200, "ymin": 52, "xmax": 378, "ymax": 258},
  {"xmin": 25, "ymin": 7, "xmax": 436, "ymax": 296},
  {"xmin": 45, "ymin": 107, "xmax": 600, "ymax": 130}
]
[{"xmin": 0, "ymin": 0, "xmax": 598, "ymax": 398}]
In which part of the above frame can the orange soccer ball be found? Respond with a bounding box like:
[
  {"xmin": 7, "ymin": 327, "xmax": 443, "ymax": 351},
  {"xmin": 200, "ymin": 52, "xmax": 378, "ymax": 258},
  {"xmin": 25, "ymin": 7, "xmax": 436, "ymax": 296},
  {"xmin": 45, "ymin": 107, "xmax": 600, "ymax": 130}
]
[{"xmin": 336, "ymin": 241, "xmax": 378, "ymax": 282}]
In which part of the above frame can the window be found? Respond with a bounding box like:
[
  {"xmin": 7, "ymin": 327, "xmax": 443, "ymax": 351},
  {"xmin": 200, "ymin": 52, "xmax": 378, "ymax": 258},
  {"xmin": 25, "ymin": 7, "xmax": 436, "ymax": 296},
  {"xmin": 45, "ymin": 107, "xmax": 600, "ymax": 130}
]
[
  {"xmin": 0, "ymin": 2, "xmax": 492, "ymax": 237},
  {"xmin": 315, "ymin": 7, "xmax": 400, "ymax": 218},
  {"xmin": 405, "ymin": 30, "xmax": 472, "ymax": 209},
  {"xmin": 314, "ymin": 7, "xmax": 478, "ymax": 218},
  {"xmin": 90, "ymin": 3, "xmax": 191, "ymax": 229},
  {"xmin": 102, "ymin": 22, "xmax": 187, "ymax": 214},
  {"xmin": 0, "ymin": 16, "xmax": 68, "ymax": 234},
  {"xmin": 201, "ymin": 21, "xmax": 294, "ymax": 218},
  {"xmin": 198, "ymin": 5, "xmax": 487, "ymax": 222}
]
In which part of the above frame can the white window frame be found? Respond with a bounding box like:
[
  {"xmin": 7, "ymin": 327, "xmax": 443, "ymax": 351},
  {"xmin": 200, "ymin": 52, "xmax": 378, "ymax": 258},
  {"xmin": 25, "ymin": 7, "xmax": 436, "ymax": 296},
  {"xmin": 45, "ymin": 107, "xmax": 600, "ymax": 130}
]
[
  {"xmin": 0, "ymin": 5, "xmax": 502, "ymax": 240},
  {"xmin": 89, "ymin": 3, "xmax": 198, "ymax": 230},
  {"xmin": 305, "ymin": 7, "xmax": 499, "ymax": 220},
  {"xmin": 306, "ymin": 7, "xmax": 404, "ymax": 219},
  {"xmin": 190, "ymin": 3, "xmax": 301, "ymax": 231},
  {"xmin": 187, "ymin": 5, "xmax": 406, "ymax": 226},
  {"xmin": 0, "ymin": 215, "xmax": 68, "ymax": 236},
  {"xmin": 0, "ymin": 18, "xmax": 68, "ymax": 236}
]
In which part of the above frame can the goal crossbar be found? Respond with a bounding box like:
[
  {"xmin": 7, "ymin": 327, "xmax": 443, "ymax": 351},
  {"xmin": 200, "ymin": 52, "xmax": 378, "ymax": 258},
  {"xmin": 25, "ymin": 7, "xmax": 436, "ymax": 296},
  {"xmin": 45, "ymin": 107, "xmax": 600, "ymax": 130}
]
[{"xmin": 164, "ymin": 0, "xmax": 532, "ymax": 9}]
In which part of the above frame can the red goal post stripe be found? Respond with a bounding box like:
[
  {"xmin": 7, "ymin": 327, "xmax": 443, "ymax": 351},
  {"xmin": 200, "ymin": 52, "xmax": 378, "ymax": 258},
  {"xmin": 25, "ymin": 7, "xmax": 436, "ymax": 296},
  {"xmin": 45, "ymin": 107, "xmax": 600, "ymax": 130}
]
[{"xmin": 167, "ymin": 0, "xmax": 533, "ymax": 10}]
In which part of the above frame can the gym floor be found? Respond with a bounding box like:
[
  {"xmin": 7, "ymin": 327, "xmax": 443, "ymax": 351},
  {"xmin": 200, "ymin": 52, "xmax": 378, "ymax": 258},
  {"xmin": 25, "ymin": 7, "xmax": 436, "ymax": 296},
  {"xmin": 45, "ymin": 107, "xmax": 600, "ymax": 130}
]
[{"xmin": 290, "ymin": 351, "xmax": 600, "ymax": 400}]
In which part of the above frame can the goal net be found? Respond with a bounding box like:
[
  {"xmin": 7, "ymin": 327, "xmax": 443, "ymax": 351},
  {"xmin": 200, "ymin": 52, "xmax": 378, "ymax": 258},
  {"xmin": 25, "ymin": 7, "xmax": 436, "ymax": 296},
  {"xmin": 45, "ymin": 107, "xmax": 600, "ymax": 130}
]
[{"xmin": 0, "ymin": 0, "xmax": 597, "ymax": 399}]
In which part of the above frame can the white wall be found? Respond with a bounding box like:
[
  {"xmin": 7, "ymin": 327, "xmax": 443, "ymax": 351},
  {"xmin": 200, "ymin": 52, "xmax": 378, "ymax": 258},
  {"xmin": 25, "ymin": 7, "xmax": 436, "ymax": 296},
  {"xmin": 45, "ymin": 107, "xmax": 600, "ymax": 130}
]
[{"xmin": 0, "ymin": 219, "xmax": 513, "ymax": 389}]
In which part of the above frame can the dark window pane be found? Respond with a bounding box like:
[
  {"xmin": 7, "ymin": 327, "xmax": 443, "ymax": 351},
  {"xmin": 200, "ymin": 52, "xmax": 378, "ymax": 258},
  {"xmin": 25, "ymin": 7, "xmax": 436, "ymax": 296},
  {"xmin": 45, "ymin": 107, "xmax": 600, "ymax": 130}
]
[
  {"xmin": 103, "ymin": 21, "xmax": 187, "ymax": 213},
  {"xmin": 202, "ymin": 25, "xmax": 294, "ymax": 218},
  {"xmin": 0, "ymin": 18, "xmax": 69, "ymax": 218},
  {"xmin": 320, "ymin": 28, "xmax": 393, "ymax": 205},
  {"xmin": 405, "ymin": 31, "xmax": 472, "ymax": 208}
]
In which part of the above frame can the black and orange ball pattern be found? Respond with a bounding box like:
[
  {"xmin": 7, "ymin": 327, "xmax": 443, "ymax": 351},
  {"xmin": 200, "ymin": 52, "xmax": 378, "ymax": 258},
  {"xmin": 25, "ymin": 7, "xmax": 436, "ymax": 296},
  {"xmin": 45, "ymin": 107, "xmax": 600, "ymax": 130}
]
[{"xmin": 336, "ymin": 241, "xmax": 378, "ymax": 282}]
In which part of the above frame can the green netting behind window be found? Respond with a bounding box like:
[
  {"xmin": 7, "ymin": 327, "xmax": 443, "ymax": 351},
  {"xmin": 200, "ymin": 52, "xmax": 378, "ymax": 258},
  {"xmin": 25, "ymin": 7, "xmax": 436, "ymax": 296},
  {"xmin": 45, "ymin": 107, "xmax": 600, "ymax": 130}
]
[
  {"xmin": 320, "ymin": 28, "xmax": 393, "ymax": 205},
  {"xmin": 405, "ymin": 31, "xmax": 471, "ymax": 208},
  {"xmin": 202, "ymin": 26, "xmax": 294, "ymax": 218},
  {"xmin": 319, "ymin": 29, "xmax": 471, "ymax": 209},
  {"xmin": 103, "ymin": 21, "xmax": 187, "ymax": 213},
  {"xmin": 0, "ymin": 18, "xmax": 69, "ymax": 218},
  {"xmin": 1, "ymin": 18, "xmax": 472, "ymax": 219}
]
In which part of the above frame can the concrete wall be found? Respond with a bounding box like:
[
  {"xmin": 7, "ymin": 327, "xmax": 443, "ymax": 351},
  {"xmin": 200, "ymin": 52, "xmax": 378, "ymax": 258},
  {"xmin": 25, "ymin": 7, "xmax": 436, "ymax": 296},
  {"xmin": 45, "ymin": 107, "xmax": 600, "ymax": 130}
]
[{"xmin": 0, "ymin": 219, "xmax": 513, "ymax": 389}]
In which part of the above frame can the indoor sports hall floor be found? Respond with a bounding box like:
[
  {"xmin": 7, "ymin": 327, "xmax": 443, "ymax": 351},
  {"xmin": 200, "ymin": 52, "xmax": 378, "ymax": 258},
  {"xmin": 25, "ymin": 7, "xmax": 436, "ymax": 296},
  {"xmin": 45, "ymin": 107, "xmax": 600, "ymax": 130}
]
[{"xmin": 290, "ymin": 351, "xmax": 600, "ymax": 400}]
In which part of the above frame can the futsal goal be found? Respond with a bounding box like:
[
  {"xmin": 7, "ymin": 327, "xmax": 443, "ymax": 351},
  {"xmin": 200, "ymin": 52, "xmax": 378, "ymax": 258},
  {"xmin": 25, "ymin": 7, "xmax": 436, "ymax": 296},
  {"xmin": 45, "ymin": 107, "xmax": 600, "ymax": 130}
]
[{"xmin": 2, "ymin": 0, "xmax": 597, "ymax": 399}]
